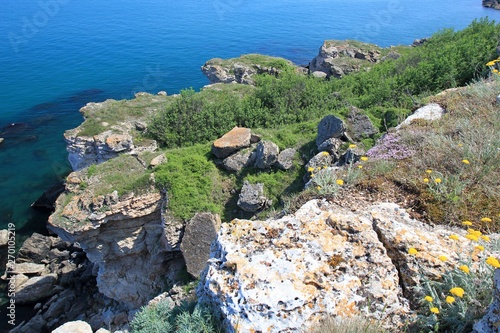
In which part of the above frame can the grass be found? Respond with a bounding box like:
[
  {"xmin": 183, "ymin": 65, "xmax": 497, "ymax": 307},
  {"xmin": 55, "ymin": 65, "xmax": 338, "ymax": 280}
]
[
  {"xmin": 308, "ymin": 316, "xmax": 388, "ymax": 333},
  {"xmin": 204, "ymin": 53, "xmax": 295, "ymax": 72}
]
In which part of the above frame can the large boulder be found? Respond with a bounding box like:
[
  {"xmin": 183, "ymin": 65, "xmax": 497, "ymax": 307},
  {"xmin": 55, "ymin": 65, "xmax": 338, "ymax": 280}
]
[
  {"xmin": 395, "ymin": 103, "xmax": 445, "ymax": 130},
  {"xmin": 15, "ymin": 274, "xmax": 58, "ymax": 304},
  {"xmin": 237, "ymin": 181, "xmax": 269, "ymax": 213},
  {"xmin": 222, "ymin": 146, "xmax": 256, "ymax": 172},
  {"xmin": 316, "ymin": 115, "xmax": 346, "ymax": 147},
  {"xmin": 180, "ymin": 213, "xmax": 221, "ymax": 278},
  {"xmin": 253, "ymin": 140, "xmax": 279, "ymax": 169},
  {"xmin": 198, "ymin": 200, "xmax": 410, "ymax": 333},
  {"xmin": 16, "ymin": 233, "xmax": 52, "ymax": 264},
  {"xmin": 212, "ymin": 127, "xmax": 253, "ymax": 159},
  {"xmin": 276, "ymin": 148, "xmax": 296, "ymax": 170},
  {"xmin": 346, "ymin": 106, "xmax": 378, "ymax": 141}
]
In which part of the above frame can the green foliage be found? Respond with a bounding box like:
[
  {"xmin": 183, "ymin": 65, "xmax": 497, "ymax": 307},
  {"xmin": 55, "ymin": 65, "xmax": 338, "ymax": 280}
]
[
  {"xmin": 131, "ymin": 301, "xmax": 218, "ymax": 333},
  {"xmin": 87, "ymin": 164, "xmax": 97, "ymax": 177},
  {"xmin": 309, "ymin": 316, "xmax": 388, "ymax": 333},
  {"xmin": 154, "ymin": 144, "xmax": 225, "ymax": 220}
]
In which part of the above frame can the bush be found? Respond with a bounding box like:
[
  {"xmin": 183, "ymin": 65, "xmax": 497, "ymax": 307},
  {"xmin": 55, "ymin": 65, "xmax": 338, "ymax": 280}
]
[{"xmin": 131, "ymin": 301, "xmax": 218, "ymax": 333}]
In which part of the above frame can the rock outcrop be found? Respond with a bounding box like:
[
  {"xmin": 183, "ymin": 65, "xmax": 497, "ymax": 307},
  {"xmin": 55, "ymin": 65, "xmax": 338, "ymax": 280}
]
[
  {"xmin": 198, "ymin": 199, "xmax": 483, "ymax": 332},
  {"xmin": 395, "ymin": 103, "xmax": 445, "ymax": 130},
  {"xmin": 237, "ymin": 181, "xmax": 269, "ymax": 213},
  {"xmin": 483, "ymin": 0, "xmax": 500, "ymax": 10},
  {"xmin": 309, "ymin": 40, "xmax": 384, "ymax": 78},
  {"xmin": 48, "ymin": 188, "xmax": 184, "ymax": 309},
  {"xmin": 202, "ymin": 54, "xmax": 295, "ymax": 85}
]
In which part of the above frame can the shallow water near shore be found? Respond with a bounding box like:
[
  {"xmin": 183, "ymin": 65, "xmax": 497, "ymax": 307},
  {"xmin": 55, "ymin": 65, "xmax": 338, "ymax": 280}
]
[{"xmin": 1, "ymin": 0, "xmax": 500, "ymax": 327}]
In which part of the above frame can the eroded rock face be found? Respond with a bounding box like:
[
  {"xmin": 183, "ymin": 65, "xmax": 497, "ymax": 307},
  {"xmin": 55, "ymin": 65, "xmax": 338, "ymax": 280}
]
[
  {"xmin": 48, "ymin": 190, "xmax": 184, "ymax": 308},
  {"xmin": 198, "ymin": 200, "xmax": 410, "ymax": 333},
  {"xmin": 198, "ymin": 199, "xmax": 479, "ymax": 332}
]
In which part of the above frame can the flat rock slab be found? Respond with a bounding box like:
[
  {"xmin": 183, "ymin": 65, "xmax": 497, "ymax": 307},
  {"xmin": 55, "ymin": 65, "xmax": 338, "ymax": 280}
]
[{"xmin": 212, "ymin": 127, "xmax": 252, "ymax": 159}]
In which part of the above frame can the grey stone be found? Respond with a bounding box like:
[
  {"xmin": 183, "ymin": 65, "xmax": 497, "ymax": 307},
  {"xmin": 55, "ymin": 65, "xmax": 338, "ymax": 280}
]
[
  {"xmin": 10, "ymin": 313, "xmax": 47, "ymax": 333},
  {"xmin": 338, "ymin": 148, "xmax": 365, "ymax": 166},
  {"xmin": 52, "ymin": 320, "xmax": 93, "ymax": 333},
  {"xmin": 12, "ymin": 262, "xmax": 46, "ymax": 275},
  {"xmin": 305, "ymin": 152, "xmax": 334, "ymax": 176},
  {"xmin": 311, "ymin": 71, "xmax": 327, "ymax": 78},
  {"xmin": 17, "ymin": 233, "xmax": 52, "ymax": 264},
  {"xmin": 180, "ymin": 213, "xmax": 221, "ymax": 278},
  {"xmin": 317, "ymin": 137, "xmax": 343, "ymax": 157},
  {"xmin": 16, "ymin": 274, "xmax": 58, "ymax": 304},
  {"xmin": 346, "ymin": 106, "xmax": 378, "ymax": 141},
  {"xmin": 43, "ymin": 289, "xmax": 76, "ymax": 321},
  {"xmin": 276, "ymin": 148, "xmax": 296, "ymax": 170},
  {"xmin": 473, "ymin": 269, "xmax": 500, "ymax": 333},
  {"xmin": 222, "ymin": 147, "xmax": 256, "ymax": 172},
  {"xmin": 316, "ymin": 115, "xmax": 345, "ymax": 147},
  {"xmin": 0, "ymin": 138, "xmax": 4, "ymax": 144},
  {"xmin": 253, "ymin": 140, "xmax": 279, "ymax": 169},
  {"xmin": 134, "ymin": 121, "xmax": 147, "ymax": 131},
  {"xmin": 237, "ymin": 181, "xmax": 268, "ymax": 213}
]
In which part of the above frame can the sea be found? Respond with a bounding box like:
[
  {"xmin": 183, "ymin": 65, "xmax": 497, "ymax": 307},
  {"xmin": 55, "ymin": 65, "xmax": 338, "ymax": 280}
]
[{"xmin": 0, "ymin": 0, "xmax": 499, "ymax": 312}]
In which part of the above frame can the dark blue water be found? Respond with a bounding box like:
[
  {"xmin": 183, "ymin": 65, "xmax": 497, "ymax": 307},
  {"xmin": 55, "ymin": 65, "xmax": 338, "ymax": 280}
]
[{"xmin": 1, "ymin": 0, "xmax": 500, "ymax": 235}]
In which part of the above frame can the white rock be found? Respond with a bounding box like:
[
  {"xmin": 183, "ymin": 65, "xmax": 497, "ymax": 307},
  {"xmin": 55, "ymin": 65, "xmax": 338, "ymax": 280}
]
[
  {"xmin": 51, "ymin": 320, "xmax": 92, "ymax": 333},
  {"xmin": 396, "ymin": 103, "xmax": 445, "ymax": 129}
]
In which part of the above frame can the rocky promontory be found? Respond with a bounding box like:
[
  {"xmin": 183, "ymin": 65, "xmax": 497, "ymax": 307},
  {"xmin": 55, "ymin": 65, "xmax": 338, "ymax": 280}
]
[{"xmin": 483, "ymin": 0, "xmax": 500, "ymax": 9}]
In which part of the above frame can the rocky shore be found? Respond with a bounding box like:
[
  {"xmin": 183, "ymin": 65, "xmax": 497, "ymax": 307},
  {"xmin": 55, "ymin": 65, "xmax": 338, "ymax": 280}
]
[{"xmin": 3, "ymin": 37, "xmax": 500, "ymax": 333}]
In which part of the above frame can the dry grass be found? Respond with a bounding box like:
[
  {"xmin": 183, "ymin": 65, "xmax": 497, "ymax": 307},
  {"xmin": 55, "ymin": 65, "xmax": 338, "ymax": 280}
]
[{"xmin": 307, "ymin": 316, "xmax": 388, "ymax": 333}]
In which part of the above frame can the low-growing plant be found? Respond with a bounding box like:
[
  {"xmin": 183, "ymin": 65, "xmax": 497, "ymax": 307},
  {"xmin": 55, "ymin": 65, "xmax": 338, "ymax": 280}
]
[
  {"xmin": 308, "ymin": 316, "xmax": 388, "ymax": 333},
  {"xmin": 411, "ymin": 225, "xmax": 499, "ymax": 332}
]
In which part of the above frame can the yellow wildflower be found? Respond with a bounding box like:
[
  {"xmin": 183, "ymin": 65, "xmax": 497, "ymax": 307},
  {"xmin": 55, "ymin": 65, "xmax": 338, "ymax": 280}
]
[
  {"xmin": 307, "ymin": 167, "xmax": 314, "ymax": 173},
  {"xmin": 462, "ymin": 221, "xmax": 472, "ymax": 226},
  {"xmin": 450, "ymin": 287, "xmax": 465, "ymax": 298},
  {"xmin": 322, "ymin": 151, "xmax": 329, "ymax": 156},
  {"xmin": 466, "ymin": 234, "xmax": 479, "ymax": 242},
  {"xmin": 424, "ymin": 296, "xmax": 433, "ymax": 302},
  {"xmin": 430, "ymin": 307, "xmax": 439, "ymax": 314},
  {"xmin": 349, "ymin": 144, "xmax": 357, "ymax": 148},
  {"xmin": 446, "ymin": 296, "xmax": 455, "ymax": 304},
  {"xmin": 459, "ymin": 265, "xmax": 470, "ymax": 274},
  {"xmin": 423, "ymin": 178, "xmax": 429, "ymax": 183},
  {"xmin": 487, "ymin": 61, "xmax": 496, "ymax": 66},
  {"xmin": 434, "ymin": 178, "xmax": 442, "ymax": 184},
  {"xmin": 360, "ymin": 156, "xmax": 369, "ymax": 161},
  {"xmin": 449, "ymin": 234, "xmax": 459, "ymax": 241},
  {"xmin": 323, "ymin": 165, "xmax": 327, "ymax": 169},
  {"xmin": 458, "ymin": 143, "xmax": 463, "ymax": 147},
  {"xmin": 467, "ymin": 229, "xmax": 482, "ymax": 237},
  {"xmin": 311, "ymin": 173, "xmax": 315, "ymax": 178},
  {"xmin": 481, "ymin": 235, "xmax": 491, "ymax": 242},
  {"xmin": 438, "ymin": 255, "xmax": 448, "ymax": 262},
  {"xmin": 358, "ymin": 165, "xmax": 363, "ymax": 169},
  {"xmin": 462, "ymin": 159, "xmax": 470, "ymax": 165},
  {"xmin": 316, "ymin": 186, "xmax": 321, "ymax": 190},
  {"xmin": 494, "ymin": 69, "xmax": 500, "ymax": 74},
  {"xmin": 486, "ymin": 256, "xmax": 500, "ymax": 268},
  {"xmin": 336, "ymin": 179, "xmax": 344, "ymax": 186},
  {"xmin": 475, "ymin": 245, "xmax": 485, "ymax": 252},
  {"xmin": 425, "ymin": 169, "xmax": 432, "ymax": 174},
  {"xmin": 408, "ymin": 248, "xmax": 418, "ymax": 255},
  {"xmin": 481, "ymin": 217, "xmax": 492, "ymax": 223}
]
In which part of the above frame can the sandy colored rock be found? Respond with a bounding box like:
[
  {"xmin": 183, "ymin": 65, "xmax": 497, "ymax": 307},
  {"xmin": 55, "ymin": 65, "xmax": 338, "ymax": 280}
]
[
  {"xmin": 52, "ymin": 320, "xmax": 93, "ymax": 333},
  {"xmin": 212, "ymin": 127, "xmax": 252, "ymax": 159}
]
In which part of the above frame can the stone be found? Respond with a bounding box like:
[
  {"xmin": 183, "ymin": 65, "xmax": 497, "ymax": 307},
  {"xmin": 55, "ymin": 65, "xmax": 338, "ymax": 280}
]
[
  {"xmin": 276, "ymin": 148, "xmax": 296, "ymax": 170},
  {"xmin": 311, "ymin": 71, "xmax": 327, "ymax": 78},
  {"xmin": 52, "ymin": 320, "xmax": 93, "ymax": 333},
  {"xmin": 337, "ymin": 147, "xmax": 365, "ymax": 166},
  {"xmin": 32, "ymin": 182, "xmax": 66, "ymax": 212},
  {"xmin": 0, "ymin": 229, "xmax": 9, "ymax": 273},
  {"xmin": 16, "ymin": 274, "xmax": 58, "ymax": 304},
  {"xmin": 149, "ymin": 154, "xmax": 167, "ymax": 168},
  {"xmin": 317, "ymin": 137, "xmax": 342, "ymax": 157},
  {"xmin": 180, "ymin": 213, "xmax": 221, "ymax": 278},
  {"xmin": 0, "ymin": 137, "xmax": 3, "ymax": 144},
  {"xmin": 212, "ymin": 127, "xmax": 252, "ymax": 159},
  {"xmin": 396, "ymin": 103, "xmax": 445, "ymax": 129},
  {"xmin": 305, "ymin": 152, "xmax": 334, "ymax": 176},
  {"xmin": 10, "ymin": 313, "xmax": 47, "ymax": 333},
  {"xmin": 96, "ymin": 328, "xmax": 112, "ymax": 333},
  {"xmin": 346, "ymin": 106, "xmax": 378, "ymax": 141},
  {"xmin": 43, "ymin": 289, "xmax": 76, "ymax": 321},
  {"xmin": 104, "ymin": 133, "xmax": 133, "ymax": 152},
  {"xmin": 222, "ymin": 146, "xmax": 256, "ymax": 172},
  {"xmin": 11, "ymin": 262, "xmax": 46, "ymax": 275},
  {"xmin": 483, "ymin": 0, "xmax": 500, "ymax": 10},
  {"xmin": 17, "ymin": 233, "xmax": 52, "ymax": 264},
  {"xmin": 198, "ymin": 200, "xmax": 410, "ymax": 333},
  {"xmin": 316, "ymin": 115, "xmax": 345, "ymax": 147},
  {"xmin": 473, "ymin": 269, "xmax": 500, "ymax": 332},
  {"xmin": 412, "ymin": 38, "xmax": 428, "ymax": 47},
  {"xmin": 134, "ymin": 120, "xmax": 147, "ymax": 131},
  {"xmin": 253, "ymin": 140, "xmax": 279, "ymax": 169},
  {"xmin": 237, "ymin": 181, "xmax": 268, "ymax": 213}
]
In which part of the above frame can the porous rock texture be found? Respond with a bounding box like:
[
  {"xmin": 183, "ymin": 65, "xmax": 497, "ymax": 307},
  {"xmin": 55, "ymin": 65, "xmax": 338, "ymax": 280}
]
[
  {"xmin": 48, "ymin": 189, "xmax": 184, "ymax": 309},
  {"xmin": 198, "ymin": 199, "xmax": 479, "ymax": 333}
]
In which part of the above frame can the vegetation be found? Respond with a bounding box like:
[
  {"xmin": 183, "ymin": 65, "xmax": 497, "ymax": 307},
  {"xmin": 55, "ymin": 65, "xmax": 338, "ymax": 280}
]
[
  {"xmin": 308, "ymin": 316, "xmax": 388, "ymax": 333},
  {"xmin": 131, "ymin": 300, "xmax": 218, "ymax": 333}
]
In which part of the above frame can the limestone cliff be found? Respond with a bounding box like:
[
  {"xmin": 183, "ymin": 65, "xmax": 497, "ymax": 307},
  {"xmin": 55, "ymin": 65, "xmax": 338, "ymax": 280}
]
[{"xmin": 48, "ymin": 160, "xmax": 184, "ymax": 309}]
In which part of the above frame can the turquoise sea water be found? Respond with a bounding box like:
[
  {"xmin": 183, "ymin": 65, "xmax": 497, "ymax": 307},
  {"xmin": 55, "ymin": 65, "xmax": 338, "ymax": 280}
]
[{"xmin": 1, "ymin": 0, "xmax": 500, "ymax": 236}]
